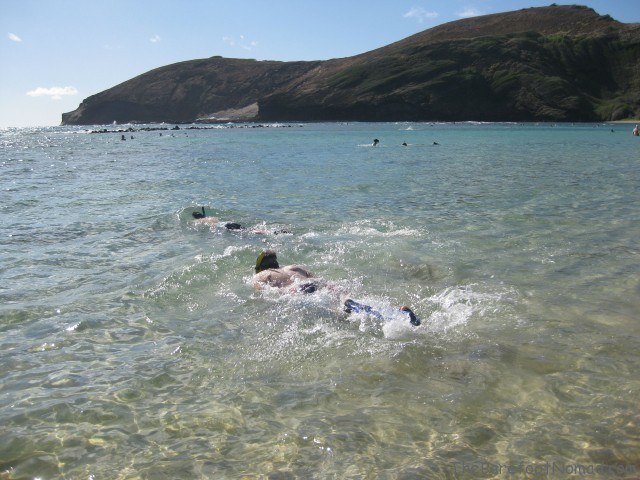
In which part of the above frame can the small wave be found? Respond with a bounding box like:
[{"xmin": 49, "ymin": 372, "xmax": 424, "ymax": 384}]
[
  {"xmin": 148, "ymin": 244, "xmax": 253, "ymax": 300},
  {"xmin": 337, "ymin": 220, "xmax": 422, "ymax": 238}
]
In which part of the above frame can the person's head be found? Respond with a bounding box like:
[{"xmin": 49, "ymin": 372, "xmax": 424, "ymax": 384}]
[
  {"xmin": 255, "ymin": 251, "xmax": 279, "ymax": 273},
  {"xmin": 192, "ymin": 206, "xmax": 206, "ymax": 219}
]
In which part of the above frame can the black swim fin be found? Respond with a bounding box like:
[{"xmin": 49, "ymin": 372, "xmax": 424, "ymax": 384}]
[
  {"xmin": 344, "ymin": 299, "xmax": 421, "ymax": 326},
  {"xmin": 400, "ymin": 306, "xmax": 421, "ymax": 326}
]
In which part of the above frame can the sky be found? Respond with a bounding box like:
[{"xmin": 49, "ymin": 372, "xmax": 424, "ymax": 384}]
[{"xmin": 1, "ymin": 0, "xmax": 639, "ymax": 127}]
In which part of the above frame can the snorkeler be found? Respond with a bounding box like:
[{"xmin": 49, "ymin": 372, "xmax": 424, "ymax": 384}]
[
  {"xmin": 192, "ymin": 207, "xmax": 289, "ymax": 234},
  {"xmin": 192, "ymin": 207, "xmax": 235, "ymax": 228},
  {"xmin": 252, "ymin": 251, "xmax": 421, "ymax": 326}
]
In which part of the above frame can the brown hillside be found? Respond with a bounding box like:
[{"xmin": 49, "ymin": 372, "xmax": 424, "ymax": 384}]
[{"xmin": 62, "ymin": 5, "xmax": 640, "ymax": 125}]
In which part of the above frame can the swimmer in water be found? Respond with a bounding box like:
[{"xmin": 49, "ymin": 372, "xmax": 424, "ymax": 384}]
[
  {"xmin": 192, "ymin": 207, "xmax": 289, "ymax": 234},
  {"xmin": 252, "ymin": 251, "xmax": 421, "ymax": 325},
  {"xmin": 373, "ymin": 138, "xmax": 380, "ymax": 146},
  {"xmin": 192, "ymin": 207, "xmax": 225, "ymax": 227}
]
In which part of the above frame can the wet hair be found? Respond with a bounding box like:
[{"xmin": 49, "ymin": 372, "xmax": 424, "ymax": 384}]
[
  {"xmin": 192, "ymin": 206, "xmax": 206, "ymax": 219},
  {"xmin": 255, "ymin": 251, "xmax": 279, "ymax": 273},
  {"xmin": 224, "ymin": 222, "xmax": 243, "ymax": 230}
]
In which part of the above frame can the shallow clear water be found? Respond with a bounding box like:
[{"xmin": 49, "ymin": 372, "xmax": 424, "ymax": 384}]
[{"xmin": 1, "ymin": 122, "xmax": 639, "ymax": 479}]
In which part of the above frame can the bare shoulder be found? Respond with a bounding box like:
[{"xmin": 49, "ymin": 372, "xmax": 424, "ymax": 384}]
[{"xmin": 282, "ymin": 265, "xmax": 313, "ymax": 277}]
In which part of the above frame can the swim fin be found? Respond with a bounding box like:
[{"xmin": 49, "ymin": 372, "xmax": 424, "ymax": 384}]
[{"xmin": 344, "ymin": 299, "xmax": 421, "ymax": 326}]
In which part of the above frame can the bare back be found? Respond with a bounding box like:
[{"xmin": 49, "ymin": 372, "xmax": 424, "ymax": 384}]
[{"xmin": 253, "ymin": 265, "xmax": 313, "ymax": 289}]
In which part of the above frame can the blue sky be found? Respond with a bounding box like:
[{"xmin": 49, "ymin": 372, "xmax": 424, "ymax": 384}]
[{"xmin": 2, "ymin": 0, "xmax": 638, "ymax": 127}]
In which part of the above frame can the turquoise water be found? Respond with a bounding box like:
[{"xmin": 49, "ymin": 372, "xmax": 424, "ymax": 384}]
[{"xmin": 1, "ymin": 122, "xmax": 639, "ymax": 479}]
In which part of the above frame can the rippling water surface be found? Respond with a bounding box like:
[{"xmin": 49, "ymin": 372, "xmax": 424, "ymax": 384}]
[{"xmin": 1, "ymin": 122, "xmax": 639, "ymax": 479}]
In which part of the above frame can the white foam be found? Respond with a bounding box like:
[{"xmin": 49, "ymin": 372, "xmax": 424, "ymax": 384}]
[
  {"xmin": 337, "ymin": 220, "xmax": 422, "ymax": 238},
  {"xmin": 425, "ymin": 284, "xmax": 513, "ymax": 332}
]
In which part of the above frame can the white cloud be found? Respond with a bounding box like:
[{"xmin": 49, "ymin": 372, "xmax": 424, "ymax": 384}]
[
  {"xmin": 8, "ymin": 32, "xmax": 22, "ymax": 42},
  {"xmin": 223, "ymin": 35, "xmax": 258, "ymax": 51},
  {"xmin": 243, "ymin": 41, "xmax": 258, "ymax": 51},
  {"xmin": 458, "ymin": 8, "xmax": 481, "ymax": 18},
  {"xmin": 150, "ymin": 34, "xmax": 161, "ymax": 43},
  {"xmin": 26, "ymin": 86, "xmax": 79, "ymax": 101},
  {"xmin": 403, "ymin": 7, "xmax": 438, "ymax": 23}
]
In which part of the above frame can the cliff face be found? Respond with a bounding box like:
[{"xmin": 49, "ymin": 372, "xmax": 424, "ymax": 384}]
[
  {"xmin": 62, "ymin": 5, "xmax": 640, "ymax": 125},
  {"xmin": 61, "ymin": 58, "xmax": 320, "ymax": 125}
]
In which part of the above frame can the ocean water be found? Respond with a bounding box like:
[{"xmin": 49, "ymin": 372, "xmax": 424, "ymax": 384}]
[{"xmin": 1, "ymin": 122, "xmax": 639, "ymax": 479}]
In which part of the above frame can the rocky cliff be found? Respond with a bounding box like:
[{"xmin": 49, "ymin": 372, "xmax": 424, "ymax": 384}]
[{"xmin": 62, "ymin": 5, "xmax": 640, "ymax": 125}]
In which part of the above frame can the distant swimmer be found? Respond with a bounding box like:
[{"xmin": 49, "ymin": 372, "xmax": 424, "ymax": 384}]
[
  {"xmin": 252, "ymin": 251, "xmax": 421, "ymax": 325},
  {"xmin": 633, "ymin": 125, "xmax": 639, "ymax": 136},
  {"xmin": 402, "ymin": 142, "xmax": 408, "ymax": 146},
  {"xmin": 373, "ymin": 138, "xmax": 380, "ymax": 147},
  {"xmin": 433, "ymin": 141, "xmax": 440, "ymax": 145}
]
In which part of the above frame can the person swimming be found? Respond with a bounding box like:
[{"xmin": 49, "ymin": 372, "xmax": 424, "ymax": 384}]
[
  {"xmin": 192, "ymin": 207, "xmax": 228, "ymax": 228},
  {"xmin": 373, "ymin": 138, "xmax": 380, "ymax": 146},
  {"xmin": 252, "ymin": 251, "xmax": 421, "ymax": 325},
  {"xmin": 192, "ymin": 207, "xmax": 289, "ymax": 234}
]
